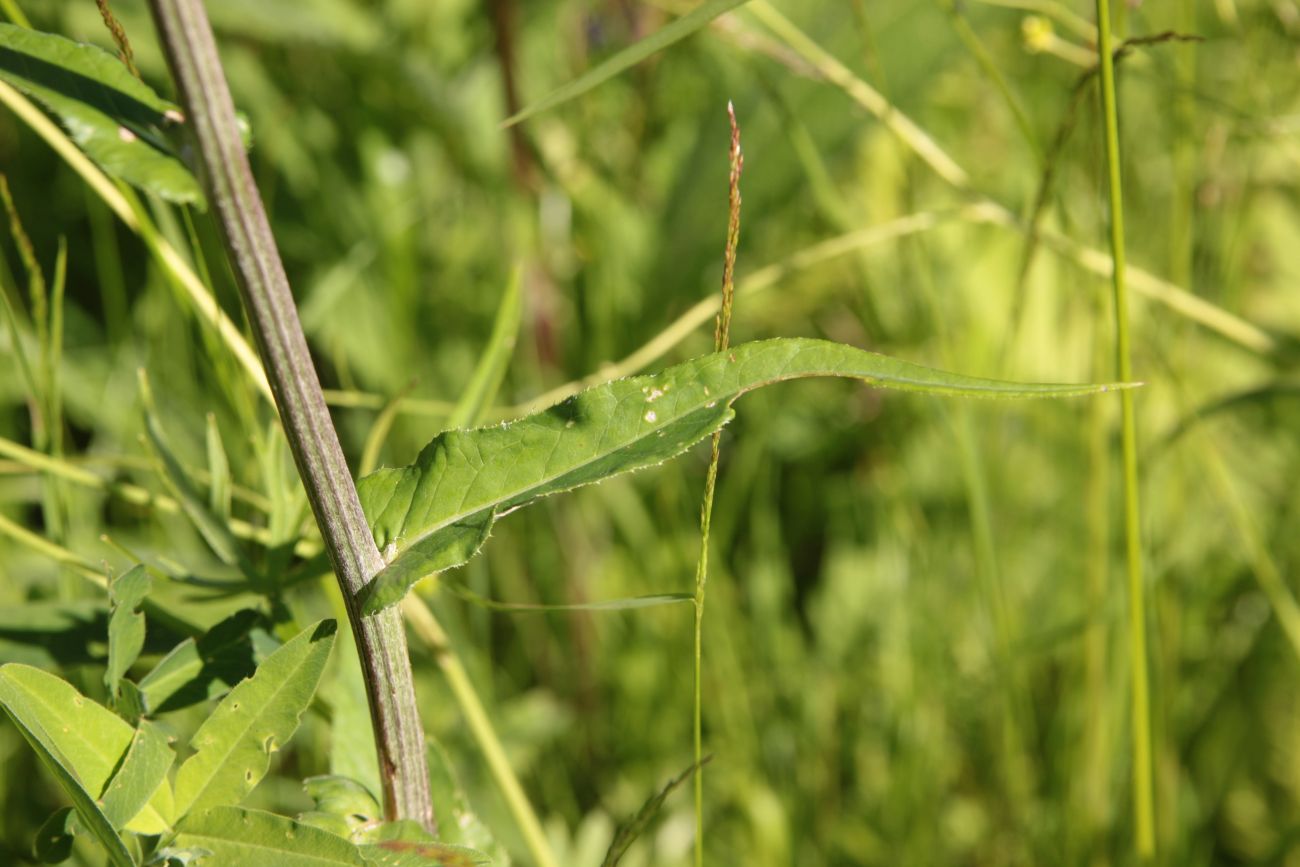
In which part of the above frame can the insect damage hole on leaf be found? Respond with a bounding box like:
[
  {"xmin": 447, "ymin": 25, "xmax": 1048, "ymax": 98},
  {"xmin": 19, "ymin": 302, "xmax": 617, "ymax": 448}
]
[{"xmin": 356, "ymin": 337, "xmax": 1134, "ymax": 615}]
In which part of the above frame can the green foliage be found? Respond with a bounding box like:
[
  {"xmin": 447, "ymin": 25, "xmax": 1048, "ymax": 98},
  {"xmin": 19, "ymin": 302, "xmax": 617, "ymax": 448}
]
[
  {"xmin": 0, "ymin": 665, "xmax": 167, "ymax": 862},
  {"xmin": 105, "ymin": 565, "xmax": 151, "ymax": 703},
  {"xmin": 360, "ymin": 337, "xmax": 1121, "ymax": 614},
  {"xmin": 602, "ymin": 758, "xmax": 708, "ymax": 867},
  {"xmin": 172, "ymin": 806, "xmax": 369, "ymax": 866},
  {"xmin": 173, "ymin": 620, "xmax": 336, "ymax": 819},
  {"xmin": 2, "ymin": 0, "xmax": 1299, "ymax": 864},
  {"xmin": 0, "ymin": 22, "xmax": 202, "ymax": 205},
  {"xmin": 504, "ymin": 0, "xmax": 753, "ymax": 126}
]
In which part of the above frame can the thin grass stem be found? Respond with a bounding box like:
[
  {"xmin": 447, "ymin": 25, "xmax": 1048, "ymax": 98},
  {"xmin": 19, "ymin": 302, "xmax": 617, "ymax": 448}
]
[
  {"xmin": 1092, "ymin": 0, "xmax": 1154, "ymax": 856},
  {"xmin": 692, "ymin": 103, "xmax": 744, "ymax": 867}
]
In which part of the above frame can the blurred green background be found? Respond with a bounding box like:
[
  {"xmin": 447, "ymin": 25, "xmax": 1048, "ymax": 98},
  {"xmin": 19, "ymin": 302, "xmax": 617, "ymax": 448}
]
[{"xmin": 3, "ymin": 0, "xmax": 1300, "ymax": 864}]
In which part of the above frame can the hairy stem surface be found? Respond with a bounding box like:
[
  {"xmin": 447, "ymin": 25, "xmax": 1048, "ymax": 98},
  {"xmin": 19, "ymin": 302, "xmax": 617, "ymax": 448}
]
[{"xmin": 146, "ymin": 0, "xmax": 434, "ymax": 830}]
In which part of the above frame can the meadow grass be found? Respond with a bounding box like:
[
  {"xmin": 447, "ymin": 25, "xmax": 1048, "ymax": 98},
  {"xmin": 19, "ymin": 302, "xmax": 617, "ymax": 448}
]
[{"xmin": 1, "ymin": 1, "xmax": 1298, "ymax": 864}]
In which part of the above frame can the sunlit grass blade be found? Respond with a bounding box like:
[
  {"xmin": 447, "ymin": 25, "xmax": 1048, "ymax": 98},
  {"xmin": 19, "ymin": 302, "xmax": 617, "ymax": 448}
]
[
  {"xmin": 445, "ymin": 582, "xmax": 693, "ymax": 613},
  {"xmin": 446, "ymin": 265, "xmax": 523, "ymax": 430},
  {"xmin": 400, "ymin": 598, "xmax": 559, "ymax": 867},
  {"xmin": 730, "ymin": 6, "xmax": 1276, "ymax": 358},
  {"xmin": 359, "ymin": 383, "xmax": 417, "ymax": 478},
  {"xmin": 206, "ymin": 412, "xmax": 233, "ymax": 521},
  {"xmin": 745, "ymin": 0, "xmax": 969, "ymax": 187},
  {"xmin": 359, "ymin": 337, "xmax": 1133, "ymax": 614},
  {"xmin": 503, "ymin": 0, "xmax": 751, "ymax": 126}
]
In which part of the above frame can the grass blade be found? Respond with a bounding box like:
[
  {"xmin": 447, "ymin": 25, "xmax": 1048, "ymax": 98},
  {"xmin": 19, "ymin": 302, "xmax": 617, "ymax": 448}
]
[
  {"xmin": 503, "ymin": 0, "xmax": 751, "ymax": 126},
  {"xmin": 603, "ymin": 758, "xmax": 711, "ymax": 867},
  {"xmin": 206, "ymin": 412, "xmax": 233, "ymax": 522},
  {"xmin": 446, "ymin": 265, "xmax": 523, "ymax": 430}
]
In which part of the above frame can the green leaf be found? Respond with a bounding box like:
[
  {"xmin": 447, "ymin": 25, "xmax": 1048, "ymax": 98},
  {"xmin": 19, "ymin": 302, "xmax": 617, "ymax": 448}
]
[
  {"xmin": 0, "ymin": 22, "xmax": 204, "ymax": 205},
  {"xmin": 105, "ymin": 564, "xmax": 150, "ymax": 702},
  {"xmin": 359, "ymin": 337, "xmax": 1130, "ymax": 613},
  {"xmin": 304, "ymin": 775, "xmax": 381, "ymax": 818},
  {"xmin": 175, "ymin": 806, "xmax": 366, "ymax": 866},
  {"xmin": 445, "ymin": 582, "xmax": 692, "ymax": 614},
  {"xmin": 503, "ymin": 0, "xmax": 752, "ymax": 126},
  {"xmin": 0, "ymin": 665, "xmax": 141, "ymax": 866},
  {"xmin": 602, "ymin": 758, "xmax": 709, "ymax": 866},
  {"xmin": 101, "ymin": 720, "xmax": 175, "ymax": 833},
  {"xmin": 173, "ymin": 620, "xmax": 337, "ymax": 819},
  {"xmin": 358, "ymin": 839, "xmax": 488, "ymax": 867},
  {"xmin": 138, "ymin": 609, "xmax": 265, "ymax": 714}
]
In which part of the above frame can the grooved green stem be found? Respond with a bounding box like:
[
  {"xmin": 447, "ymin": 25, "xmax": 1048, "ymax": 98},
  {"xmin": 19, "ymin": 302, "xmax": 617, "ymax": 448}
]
[
  {"xmin": 1092, "ymin": 0, "xmax": 1154, "ymax": 857},
  {"xmin": 146, "ymin": 0, "xmax": 433, "ymax": 830}
]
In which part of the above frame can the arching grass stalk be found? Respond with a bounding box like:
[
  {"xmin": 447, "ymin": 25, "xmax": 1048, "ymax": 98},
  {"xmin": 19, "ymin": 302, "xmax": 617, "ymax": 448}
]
[
  {"xmin": 1092, "ymin": 0, "xmax": 1155, "ymax": 858},
  {"xmin": 693, "ymin": 102, "xmax": 743, "ymax": 867}
]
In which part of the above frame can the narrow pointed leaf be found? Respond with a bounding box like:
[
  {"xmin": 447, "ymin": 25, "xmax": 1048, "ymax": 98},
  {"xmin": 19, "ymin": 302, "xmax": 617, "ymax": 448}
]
[
  {"xmin": 206, "ymin": 413, "xmax": 232, "ymax": 521},
  {"xmin": 359, "ymin": 337, "xmax": 1130, "ymax": 613},
  {"xmin": 445, "ymin": 583, "xmax": 693, "ymax": 613},
  {"xmin": 105, "ymin": 564, "xmax": 150, "ymax": 701},
  {"xmin": 503, "ymin": 0, "xmax": 751, "ymax": 126},
  {"xmin": 142, "ymin": 382, "xmax": 252, "ymax": 575},
  {"xmin": 174, "ymin": 620, "xmax": 337, "ymax": 819},
  {"xmin": 0, "ymin": 22, "xmax": 203, "ymax": 204},
  {"xmin": 102, "ymin": 720, "xmax": 175, "ymax": 833},
  {"xmin": 0, "ymin": 665, "xmax": 140, "ymax": 866},
  {"xmin": 602, "ymin": 758, "xmax": 710, "ymax": 866},
  {"xmin": 175, "ymin": 806, "xmax": 366, "ymax": 866}
]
